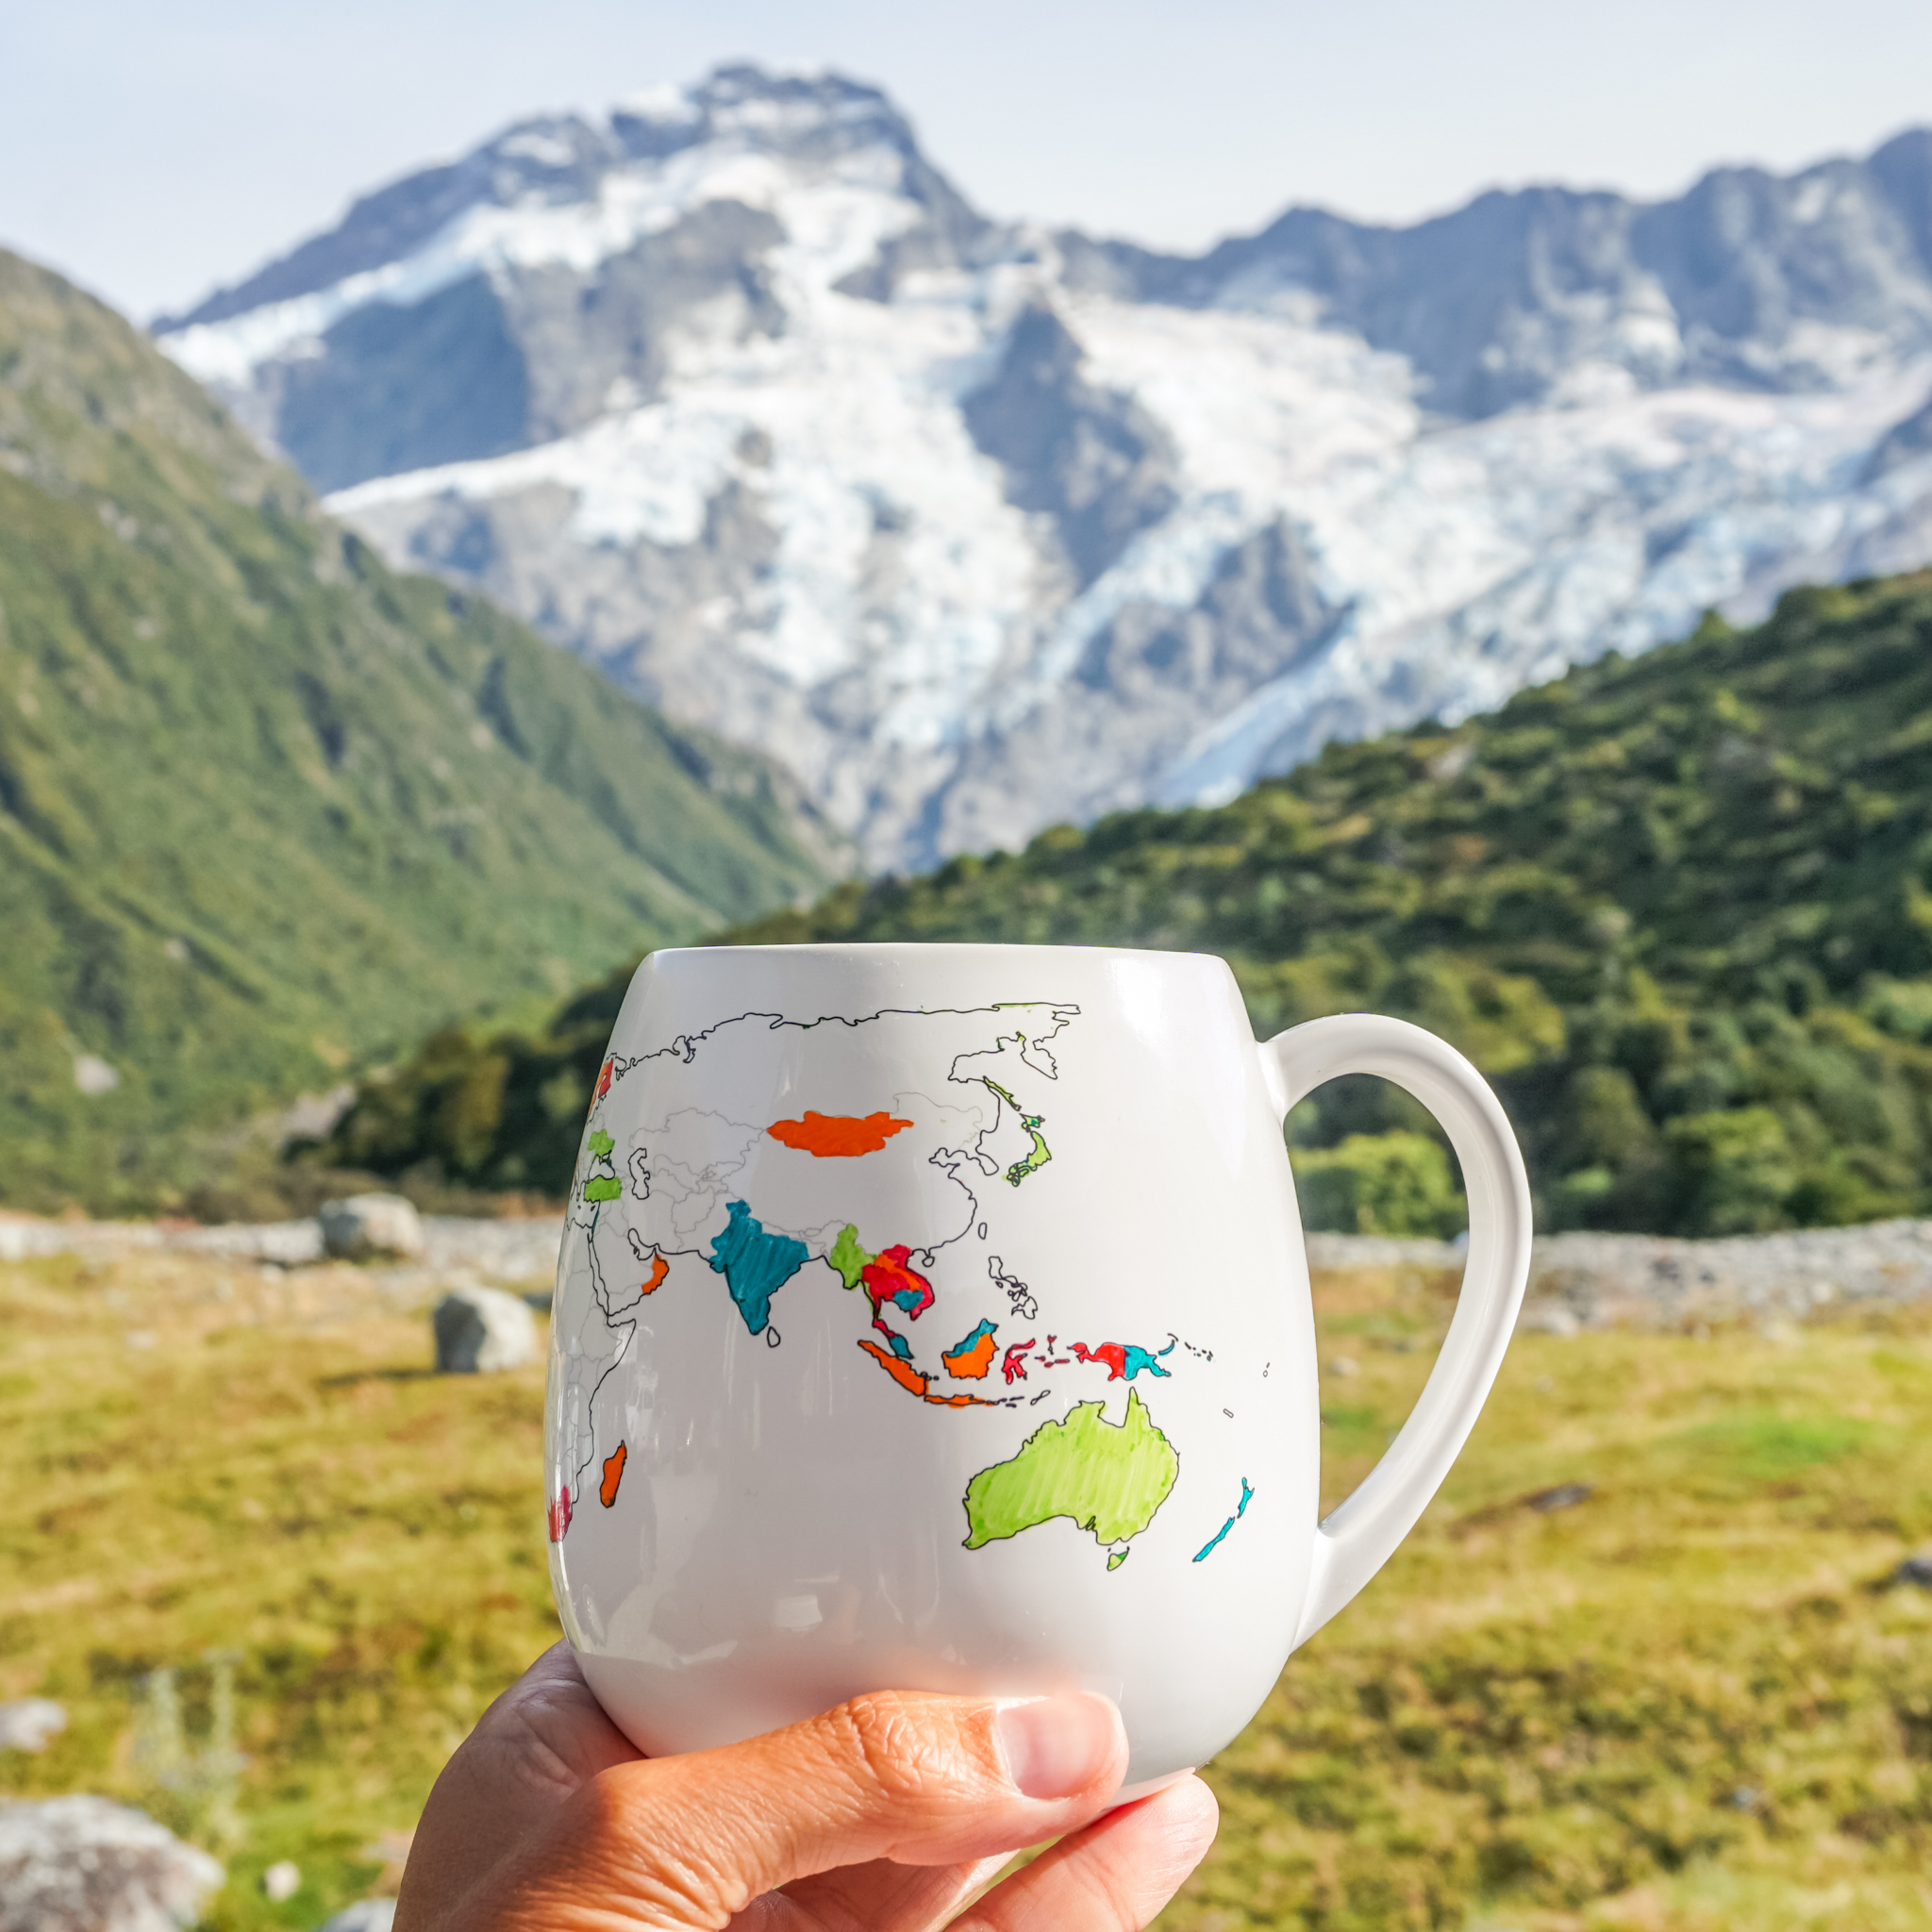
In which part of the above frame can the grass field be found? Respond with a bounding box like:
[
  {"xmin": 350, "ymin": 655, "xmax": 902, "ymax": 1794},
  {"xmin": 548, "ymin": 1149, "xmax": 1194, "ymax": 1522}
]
[{"xmin": 5, "ymin": 1249, "xmax": 1932, "ymax": 1930}]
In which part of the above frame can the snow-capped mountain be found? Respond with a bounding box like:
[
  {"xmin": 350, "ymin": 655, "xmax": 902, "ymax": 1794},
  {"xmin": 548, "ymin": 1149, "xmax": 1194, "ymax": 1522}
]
[{"xmin": 158, "ymin": 66, "xmax": 1932, "ymax": 869}]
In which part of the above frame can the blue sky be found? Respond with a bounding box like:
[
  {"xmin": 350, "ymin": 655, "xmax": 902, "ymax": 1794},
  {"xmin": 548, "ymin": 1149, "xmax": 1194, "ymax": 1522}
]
[{"xmin": 4, "ymin": 0, "xmax": 1929, "ymax": 321}]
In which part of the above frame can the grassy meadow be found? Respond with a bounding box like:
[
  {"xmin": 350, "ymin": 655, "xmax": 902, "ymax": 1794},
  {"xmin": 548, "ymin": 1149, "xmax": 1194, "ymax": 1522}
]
[{"xmin": 5, "ymin": 1247, "xmax": 1932, "ymax": 1929}]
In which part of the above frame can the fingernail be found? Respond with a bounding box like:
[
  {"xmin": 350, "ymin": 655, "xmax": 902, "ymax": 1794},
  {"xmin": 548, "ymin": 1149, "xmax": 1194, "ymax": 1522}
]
[{"xmin": 994, "ymin": 1693, "xmax": 1122, "ymax": 1800}]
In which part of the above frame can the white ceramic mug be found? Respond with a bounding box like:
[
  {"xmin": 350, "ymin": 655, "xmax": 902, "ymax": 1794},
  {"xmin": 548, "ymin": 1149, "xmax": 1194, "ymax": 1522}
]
[{"xmin": 546, "ymin": 943, "xmax": 1530, "ymax": 1786}]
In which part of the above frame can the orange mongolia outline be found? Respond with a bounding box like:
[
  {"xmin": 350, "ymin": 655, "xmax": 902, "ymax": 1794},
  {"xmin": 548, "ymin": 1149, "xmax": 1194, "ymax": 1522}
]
[{"xmin": 766, "ymin": 1110, "xmax": 914, "ymax": 1157}]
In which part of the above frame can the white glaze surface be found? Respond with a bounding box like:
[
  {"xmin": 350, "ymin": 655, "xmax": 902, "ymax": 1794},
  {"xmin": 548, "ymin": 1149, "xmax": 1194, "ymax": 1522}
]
[{"xmin": 546, "ymin": 944, "xmax": 1525, "ymax": 1782}]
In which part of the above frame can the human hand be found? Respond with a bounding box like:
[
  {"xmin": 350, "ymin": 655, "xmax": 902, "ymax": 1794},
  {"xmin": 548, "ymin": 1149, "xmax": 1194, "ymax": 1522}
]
[{"xmin": 393, "ymin": 1642, "xmax": 1218, "ymax": 1931}]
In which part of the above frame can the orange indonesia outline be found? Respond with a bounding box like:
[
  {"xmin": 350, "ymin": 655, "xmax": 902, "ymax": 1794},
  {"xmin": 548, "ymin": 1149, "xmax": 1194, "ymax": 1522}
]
[
  {"xmin": 857, "ymin": 1341, "xmax": 1005, "ymax": 1407},
  {"xmin": 767, "ymin": 1110, "xmax": 914, "ymax": 1157},
  {"xmin": 941, "ymin": 1320, "xmax": 999, "ymax": 1380}
]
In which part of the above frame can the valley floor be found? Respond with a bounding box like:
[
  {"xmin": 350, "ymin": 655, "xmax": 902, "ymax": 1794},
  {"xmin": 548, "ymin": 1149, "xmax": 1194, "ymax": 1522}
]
[{"xmin": 4, "ymin": 1249, "xmax": 1932, "ymax": 1928}]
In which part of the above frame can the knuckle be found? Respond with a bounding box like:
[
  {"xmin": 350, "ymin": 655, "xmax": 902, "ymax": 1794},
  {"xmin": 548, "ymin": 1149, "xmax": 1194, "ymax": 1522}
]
[{"xmin": 821, "ymin": 1691, "xmax": 980, "ymax": 1807}]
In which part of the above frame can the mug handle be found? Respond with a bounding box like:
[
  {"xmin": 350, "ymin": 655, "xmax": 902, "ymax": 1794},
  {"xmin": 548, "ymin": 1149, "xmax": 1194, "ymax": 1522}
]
[{"xmin": 1257, "ymin": 1013, "xmax": 1533, "ymax": 1650}]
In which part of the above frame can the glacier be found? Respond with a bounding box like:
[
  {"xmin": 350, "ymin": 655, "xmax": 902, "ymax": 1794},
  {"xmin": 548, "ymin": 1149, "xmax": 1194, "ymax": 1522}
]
[{"xmin": 156, "ymin": 64, "xmax": 1932, "ymax": 869}]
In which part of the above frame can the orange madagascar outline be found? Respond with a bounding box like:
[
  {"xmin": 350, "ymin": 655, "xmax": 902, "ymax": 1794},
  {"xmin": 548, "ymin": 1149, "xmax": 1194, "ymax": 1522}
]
[
  {"xmin": 600, "ymin": 1442, "xmax": 627, "ymax": 1507},
  {"xmin": 767, "ymin": 1110, "xmax": 914, "ymax": 1157}
]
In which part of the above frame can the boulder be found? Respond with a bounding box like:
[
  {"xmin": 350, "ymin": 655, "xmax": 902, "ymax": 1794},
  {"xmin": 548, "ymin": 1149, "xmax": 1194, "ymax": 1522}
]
[
  {"xmin": 318, "ymin": 1194, "xmax": 424, "ymax": 1261},
  {"xmin": 433, "ymin": 1285, "xmax": 538, "ymax": 1373},
  {"xmin": 1527, "ymin": 1482, "xmax": 1593, "ymax": 1513},
  {"xmin": 0, "ymin": 1698, "xmax": 66, "ymax": 1751},
  {"xmin": 0, "ymin": 1795, "xmax": 224, "ymax": 1931},
  {"xmin": 1891, "ymin": 1551, "xmax": 1932, "ymax": 1588}
]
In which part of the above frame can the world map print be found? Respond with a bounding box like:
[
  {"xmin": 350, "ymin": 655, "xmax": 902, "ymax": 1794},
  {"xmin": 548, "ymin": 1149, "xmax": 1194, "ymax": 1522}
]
[{"xmin": 549, "ymin": 1003, "xmax": 1253, "ymax": 1571}]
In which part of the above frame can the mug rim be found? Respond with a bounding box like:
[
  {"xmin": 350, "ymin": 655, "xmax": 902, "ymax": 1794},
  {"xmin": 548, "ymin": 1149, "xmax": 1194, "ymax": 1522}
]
[{"xmin": 650, "ymin": 941, "xmax": 1225, "ymax": 964}]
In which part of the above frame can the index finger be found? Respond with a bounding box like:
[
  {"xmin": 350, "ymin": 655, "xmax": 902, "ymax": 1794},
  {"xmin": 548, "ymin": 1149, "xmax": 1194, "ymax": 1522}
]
[{"xmin": 955, "ymin": 1778, "xmax": 1219, "ymax": 1931}]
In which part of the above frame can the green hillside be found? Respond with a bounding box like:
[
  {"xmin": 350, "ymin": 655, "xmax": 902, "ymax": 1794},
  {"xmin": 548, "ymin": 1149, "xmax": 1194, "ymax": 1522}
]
[
  {"xmin": 326, "ymin": 574, "xmax": 1932, "ymax": 1235},
  {"xmin": 0, "ymin": 248, "xmax": 842, "ymax": 1212}
]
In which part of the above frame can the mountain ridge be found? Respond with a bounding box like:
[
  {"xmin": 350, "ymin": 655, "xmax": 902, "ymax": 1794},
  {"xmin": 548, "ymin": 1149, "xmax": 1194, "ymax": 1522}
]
[
  {"xmin": 155, "ymin": 66, "xmax": 1932, "ymax": 869},
  {"xmin": 1056, "ymin": 127, "xmax": 1932, "ymax": 412},
  {"xmin": 162, "ymin": 90, "xmax": 1932, "ymax": 416}
]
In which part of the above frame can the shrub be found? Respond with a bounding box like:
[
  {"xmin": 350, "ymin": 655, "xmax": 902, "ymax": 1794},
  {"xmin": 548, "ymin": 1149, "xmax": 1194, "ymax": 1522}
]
[{"xmin": 1291, "ymin": 1131, "xmax": 1467, "ymax": 1238}]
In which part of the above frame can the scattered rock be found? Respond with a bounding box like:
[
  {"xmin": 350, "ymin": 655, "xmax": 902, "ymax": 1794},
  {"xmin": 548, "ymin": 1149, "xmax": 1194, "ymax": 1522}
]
[
  {"xmin": 1890, "ymin": 1551, "xmax": 1932, "ymax": 1588},
  {"xmin": 318, "ymin": 1900, "xmax": 397, "ymax": 1932},
  {"xmin": 1527, "ymin": 1483, "xmax": 1593, "ymax": 1513},
  {"xmin": 1517, "ymin": 1300, "xmax": 1579, "ymax": 1338},
  {"xmin": 0, "ymin": 1795, "xmax": 223, "ymax": 1931},
  {"xmin": 319, "ymin": 1194, "xmax": 424, "ymax": 1261},
  {"xmin": 0, "ymin": 1699, "xmax": 66, "ymax": 1752},
  {"xmin": 1307, "ymin": 1234, "xmax": 1462, "ymax": 1273},
  {"xmin": 433, "ymin": 1285, "xmax": 539, "ymax": 1373},
  {"xmin": 262, "ymin": 1859, "xmax": 301, "ymax": 1902},
  {"xmin": 0, "ymin": 1209, "xmax": 561, "ymax": 1275},
  {"xmin": 1524, "ymin": 1220, "xmax": 1932, "ymax": 1329},
  {"xmin": 1327, "ymin": 1356, "xmax": 1360, "ymax": 1378}
]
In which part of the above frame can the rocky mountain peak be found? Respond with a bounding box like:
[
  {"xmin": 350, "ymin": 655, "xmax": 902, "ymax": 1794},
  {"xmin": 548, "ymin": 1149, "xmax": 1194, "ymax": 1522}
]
[
  {"xmin": 614, "ymin": 64, "xmax": 920, "ymax": 163},
  {"xmin": 158, "ymin": 63, "xmax": 964, "ymax": 341},
  {"xmin": 154, "ymin": 85, "xmax": 1932, "ymax": 869}
]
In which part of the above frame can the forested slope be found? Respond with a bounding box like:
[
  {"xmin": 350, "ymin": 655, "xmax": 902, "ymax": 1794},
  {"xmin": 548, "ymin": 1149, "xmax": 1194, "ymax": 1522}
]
[
  {"xmin": 0, "ymin": 249, "xmax": 841, "ymax": 1210},
  {"xmin": 326, "ymin": 574, "xmax": 1932, "ymax": 1236}
]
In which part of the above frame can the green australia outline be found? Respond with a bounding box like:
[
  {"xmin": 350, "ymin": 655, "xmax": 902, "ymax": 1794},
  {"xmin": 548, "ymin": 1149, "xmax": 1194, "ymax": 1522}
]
[{"xmin": 962, "ymin": 1390, "xmax": 1179, "ymax": 1566}]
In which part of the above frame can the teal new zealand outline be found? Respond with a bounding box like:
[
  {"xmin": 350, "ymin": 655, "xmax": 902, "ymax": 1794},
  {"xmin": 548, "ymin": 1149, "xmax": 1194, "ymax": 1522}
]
[{"xmin": 1193, "ymin": 1478, "xmax": 1256, "ymax": 1561}]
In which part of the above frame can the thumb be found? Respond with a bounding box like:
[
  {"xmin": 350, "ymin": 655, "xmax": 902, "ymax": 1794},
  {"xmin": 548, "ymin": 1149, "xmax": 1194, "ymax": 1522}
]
[{"xmin": 501, "ymin": 1689, "xmax": 1129, "ymax": 1927}]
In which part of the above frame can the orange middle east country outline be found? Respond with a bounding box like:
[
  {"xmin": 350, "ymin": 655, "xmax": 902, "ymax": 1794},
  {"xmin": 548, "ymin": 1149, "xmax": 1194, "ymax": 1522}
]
[{"xmin": 766, "ymin": 1111, "xmax": 914, "ymax": 1157}]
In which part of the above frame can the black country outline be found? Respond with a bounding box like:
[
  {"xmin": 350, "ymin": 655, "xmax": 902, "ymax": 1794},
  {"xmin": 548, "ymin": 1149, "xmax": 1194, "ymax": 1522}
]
[
  {"xmin": 588, "ymin": 1003, "xmax": 1080, "ymax": 1274},
  {"xmin": 557, "ymin": 1200, "xmax": 644, "ymax": 1530},
  {"xmin": 563, "ymin": 1005, "xmax": 1080, "ymax": 1433}
]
